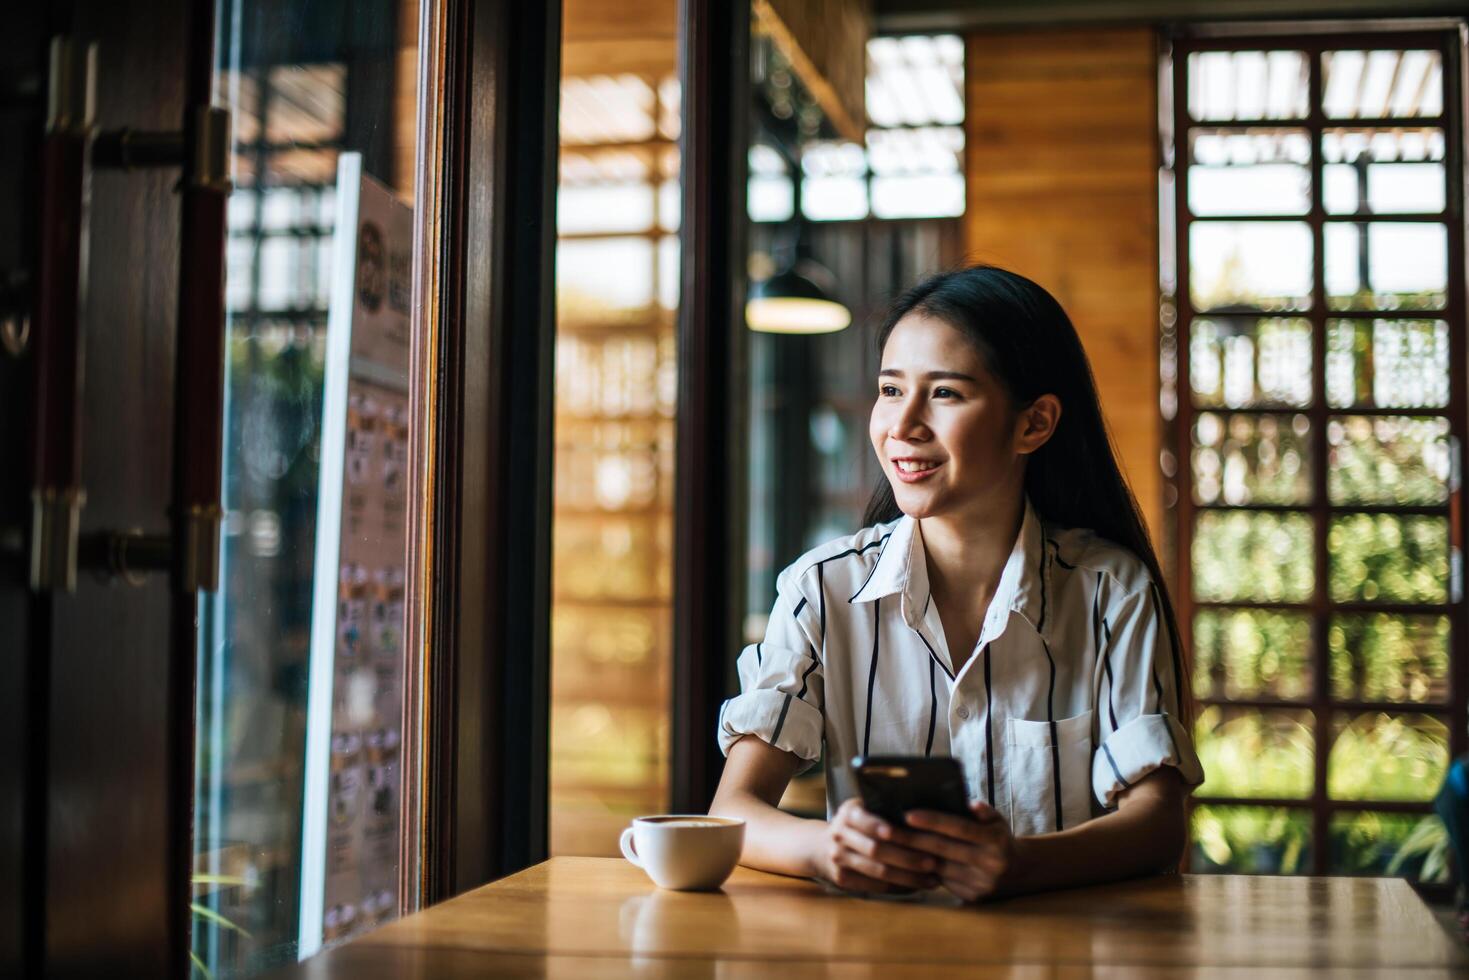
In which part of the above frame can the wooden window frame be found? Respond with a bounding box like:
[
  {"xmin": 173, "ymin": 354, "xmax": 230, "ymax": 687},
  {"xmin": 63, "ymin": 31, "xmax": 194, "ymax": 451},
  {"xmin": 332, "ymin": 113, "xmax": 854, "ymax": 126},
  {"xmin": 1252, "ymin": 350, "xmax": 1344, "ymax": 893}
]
[{"xmin": 1163, "ymin": 24, "xmax": 1468, "ymax": 875}]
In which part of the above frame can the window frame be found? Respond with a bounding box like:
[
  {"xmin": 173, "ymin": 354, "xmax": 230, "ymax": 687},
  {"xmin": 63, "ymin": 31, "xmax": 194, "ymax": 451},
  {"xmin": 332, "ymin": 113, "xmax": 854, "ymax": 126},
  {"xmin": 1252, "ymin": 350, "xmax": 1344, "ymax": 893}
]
[{"xmin": 1162, "ymin": 24, "xmax": 1468, "ymax": 876}]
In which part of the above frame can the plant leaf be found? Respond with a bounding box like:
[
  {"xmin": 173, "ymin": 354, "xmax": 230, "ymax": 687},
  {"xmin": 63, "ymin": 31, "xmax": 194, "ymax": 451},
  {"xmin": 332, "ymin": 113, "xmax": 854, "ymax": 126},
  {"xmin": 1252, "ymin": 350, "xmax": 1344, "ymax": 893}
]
[
  {"xmin": 191, "ymin": 874, "xmax": 248, "ymax": 887},
  {"xmin": 191, "ymin": 903, "xmax": 254, "ymax": 940},
  {"xmin": 190, "ymin": 949, "xmax": 214, "ymax": 980}
]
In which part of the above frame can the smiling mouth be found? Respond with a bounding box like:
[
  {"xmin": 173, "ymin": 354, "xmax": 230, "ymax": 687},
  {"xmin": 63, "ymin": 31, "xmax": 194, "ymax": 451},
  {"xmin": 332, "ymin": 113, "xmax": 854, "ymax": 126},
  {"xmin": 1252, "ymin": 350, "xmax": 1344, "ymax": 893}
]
[{"xmin": 894, "ymin": 459, "xmax": 941, "ymax": 473}]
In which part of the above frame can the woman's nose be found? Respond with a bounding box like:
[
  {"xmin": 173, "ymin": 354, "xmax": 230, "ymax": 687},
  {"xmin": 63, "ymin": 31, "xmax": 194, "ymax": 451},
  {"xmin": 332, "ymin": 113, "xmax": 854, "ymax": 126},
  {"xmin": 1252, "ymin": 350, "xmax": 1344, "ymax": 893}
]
[{"xmin": 888, "ymin": 398, "xmax": 928, "ymax": 440}]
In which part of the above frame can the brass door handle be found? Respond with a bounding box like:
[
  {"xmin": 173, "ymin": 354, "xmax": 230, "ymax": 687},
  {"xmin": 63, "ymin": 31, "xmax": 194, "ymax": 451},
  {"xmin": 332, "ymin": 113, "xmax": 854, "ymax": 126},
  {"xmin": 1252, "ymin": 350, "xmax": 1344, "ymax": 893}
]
[
  {"xmin": 28, "ymin": 36, "xmax": 95, "ymax": 592},
  {"xmin": 27, "ymin": 35, "xmax": 230, "ymax": 595}
]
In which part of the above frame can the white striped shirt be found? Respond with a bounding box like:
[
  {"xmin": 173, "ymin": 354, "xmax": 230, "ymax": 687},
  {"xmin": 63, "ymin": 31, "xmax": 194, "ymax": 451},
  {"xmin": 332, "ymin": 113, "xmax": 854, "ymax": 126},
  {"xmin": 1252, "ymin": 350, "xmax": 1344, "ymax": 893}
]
[{"xmin": 718, "ymin": 497, "xmax": 1205, "ymax": 836}]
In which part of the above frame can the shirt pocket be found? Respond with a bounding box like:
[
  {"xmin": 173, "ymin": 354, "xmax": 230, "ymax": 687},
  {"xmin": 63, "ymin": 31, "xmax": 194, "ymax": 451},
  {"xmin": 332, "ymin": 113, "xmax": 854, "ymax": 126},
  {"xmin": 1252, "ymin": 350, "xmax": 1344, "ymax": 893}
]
[{"xmin": 1006, "ymin": 710, "xmax": 1093, "ymax": 836}]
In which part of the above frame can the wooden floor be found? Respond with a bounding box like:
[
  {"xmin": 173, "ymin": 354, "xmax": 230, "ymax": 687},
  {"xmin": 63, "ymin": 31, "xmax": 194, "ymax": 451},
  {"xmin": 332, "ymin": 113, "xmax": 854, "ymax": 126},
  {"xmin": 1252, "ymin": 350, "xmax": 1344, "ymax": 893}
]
[{"xmin": 276, "ymin": 857, "xmax": 1469, "ymax": 977}]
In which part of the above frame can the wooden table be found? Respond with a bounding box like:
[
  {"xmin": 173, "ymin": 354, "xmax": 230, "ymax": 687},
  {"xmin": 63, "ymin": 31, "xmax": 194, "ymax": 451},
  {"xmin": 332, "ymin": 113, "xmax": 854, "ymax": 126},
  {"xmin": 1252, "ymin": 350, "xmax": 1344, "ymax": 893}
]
[{"xmin": 278, "ymin": 857, "xmax": 1468, "ymax": 977}]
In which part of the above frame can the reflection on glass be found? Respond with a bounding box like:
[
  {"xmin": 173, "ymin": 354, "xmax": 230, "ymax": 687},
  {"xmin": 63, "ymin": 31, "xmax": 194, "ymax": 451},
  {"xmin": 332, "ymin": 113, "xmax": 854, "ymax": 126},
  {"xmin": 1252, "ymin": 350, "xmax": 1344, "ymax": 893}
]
[
  {"xmin": 1328, "ymin": 514, "xmax": 1448, "ymax": 604},
  {"xmin": 1192, "ymin": 805, "xmax": 1311, "ymax": 874},
  {"xmin": 1325, "ymin": 222, "xmax": 1448, "ymax": 311},
  {"xmin": 1190, "ymin": 221, "xmax": 1312, "ymax": 312},
  {"xmin": 1322, "ymin": 50, "xmax": 1443, "ymax": 119},
  {"xmin": 1188, "ymin": 129, "xmax": 1310, "ymax": 216},
  {"xmin": 868, "ymin": 127, "xmax": 965, "ymax": 219},
  {"xmin": 1323, "ymin": 128, "xmax": 1446, "ymax": 215},
  {"xmin": 748, "ymin": 143, "xmax": 794, "ymax": 223},
  {"xmin": 1195, "ymin": 706, "xmax": 1315, "ymax": 799},
  {"xmin": 1190, "ymin": 317, "xmax": 1311, "ymax": 408},
  {"xmin": 1330, "ymin": 613, "xmax": 1450, "ymax": 704},
  {"xmin": 1193, "ymin": 608, "xmax": 1312, "ymax": 701},
  {"xmin": 1329, "ymin": 812, "xmax": 1445, "ymax": 878},
  {"xmin": 802, "ymin": 140, "xmax": 869, "ymax": 221},
  {"xmin": 552, "ymin": 50, "xmax": 679, "ymax": 857},
  {"xmin": 560, "ymin": 75, "xmax": 659, "ymax": 142},
  {"xmin": 1326, "ymin": 415, "xmax": 1449, "ymax": 505},
  {"xmin": 1328, "ymin": 712, "xmax": 1449, "ymax": 802},
  {"xmin": 1325, "ymin": 319, "xmax": 1448, "ymax": 409},
  {"xmin": 1187, "ymin": 51, "xmax": 1309, "ymax": 121},
  {"xmin": 1193, "ymin": 511, "xmax": 1313, "ymax": 603},
  {"xmin": 197, "ymin": 2, "xmax": 420, "ymax": 973},
  {"xmin": 558, "ymin": 239, "xmax": 657, "ymax": 315},
  {"xmin": 1192, "ymin": 412, "xmax": 1310, "ymax": 506}
]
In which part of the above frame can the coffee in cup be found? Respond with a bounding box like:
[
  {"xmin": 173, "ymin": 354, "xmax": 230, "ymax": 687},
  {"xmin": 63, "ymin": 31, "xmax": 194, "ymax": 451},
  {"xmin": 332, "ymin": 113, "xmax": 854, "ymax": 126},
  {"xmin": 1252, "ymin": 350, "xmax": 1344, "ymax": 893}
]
[{"xmin": 618, "ymin": 815, "xmax": 744, "ymax": 890}]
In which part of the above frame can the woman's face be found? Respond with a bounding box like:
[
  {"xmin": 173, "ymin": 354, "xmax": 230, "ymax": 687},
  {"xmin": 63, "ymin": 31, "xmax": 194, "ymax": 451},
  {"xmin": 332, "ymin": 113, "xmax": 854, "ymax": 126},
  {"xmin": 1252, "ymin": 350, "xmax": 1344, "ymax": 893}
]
[{"xmin": 869, "ymin": 313, "xmax": 1038, "ymax": 522}]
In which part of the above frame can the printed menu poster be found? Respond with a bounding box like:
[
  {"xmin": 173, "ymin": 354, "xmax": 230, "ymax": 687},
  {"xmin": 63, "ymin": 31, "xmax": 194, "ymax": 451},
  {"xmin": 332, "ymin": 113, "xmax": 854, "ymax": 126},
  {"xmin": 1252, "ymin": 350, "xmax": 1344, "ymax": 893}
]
[{"xmin": 298, "ymin": 153, "xmax": 411, "ymax": 958}]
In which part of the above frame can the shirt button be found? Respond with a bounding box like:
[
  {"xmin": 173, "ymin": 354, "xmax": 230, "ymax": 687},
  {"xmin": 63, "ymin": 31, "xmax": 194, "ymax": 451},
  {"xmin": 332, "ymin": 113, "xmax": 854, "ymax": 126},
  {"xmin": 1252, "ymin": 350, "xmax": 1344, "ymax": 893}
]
[{"xmin": 956, "ymin": 705, "xmax": 970, "ymax": 720}]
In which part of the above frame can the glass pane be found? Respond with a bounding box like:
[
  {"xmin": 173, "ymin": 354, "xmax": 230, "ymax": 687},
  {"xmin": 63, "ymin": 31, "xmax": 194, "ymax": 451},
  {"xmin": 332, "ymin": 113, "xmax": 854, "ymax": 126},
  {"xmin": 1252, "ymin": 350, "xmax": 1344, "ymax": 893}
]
[
  {"xmin": 1325, "ymin": 319, "xmax": 1448, "ymax": 409},
  {"xmin": 1188, "ymin": 129, "xmax": 1310, "ymax": 216},
  {"xmin": 560, "ymin": 75, "xmax": 658, "ymax": 144},
  {"xmin": 1187, "ymin": 51, "xmax": 1309, "ymax": 121},
  {"xmin": 1195, "ymin": 705, "xmax": 1315, "ymax": 799},
  {"xmin": 1322, "ymin": 50, "xmax": 1443, "ymax": 119},
  {"xmin": 1328, "ymin": 712, "xmax": 1449, "ymax": 802},
  {"xmin": 1192, "ymin": 805, "xmax": 1312, "ymax": 874},
  {"xmin": 557, "ymin": 238, "xmax": 656, "ymax": 316},
  {"xmin": 1190, "ymin": 317, "xmax": 1312, "ymax": 408},
  {"xmin": 1190, "ymin": 221, "xmax": 1312, "ymax": 312},
  {"xmin": 1192, "ymin": 412, "xmax": 1310, "ymax": 506},
  {"xmin": 1323, "ymin": 128, "xmax": 1446, "ymax": 215},
  {"xmin": 1328, "ymin": 514, "xmax": 1448, "ymax": 604},
  {"xmin": 1327, "ymin": 415, "xmax": 1450, "ymax": 505},
  {"xmin": 801, "ymin": 140, "xmax": 869, "ymax": 221},
  {"xmin": 1325, "ymin": 222, "xmax": 1448, "ymax": 312},
  {"xmin": 1193, "ymin": 608, "xmax": 1312, "ymax": 701},
  {"xmin": 1193, "ymin": 511, "xmax": 1314, "ymax": 603},
  {"xmin": 868, "ymin": 127, "xmax": 966, "ymax": 219},
  {"xmin": 199, "ymin": 3, "xmax": 423, "ymax": 972},
  {"xmin": 1330, "ymin": 613, "xmax": 1450, "ymax": 704},
  {"xmin": 1330, "ymin": 812, "xmax": 1447, "ymax": 879},
  {"xmin": 553, "ymin": 25, "xmax": 679, "ymax": 860}
]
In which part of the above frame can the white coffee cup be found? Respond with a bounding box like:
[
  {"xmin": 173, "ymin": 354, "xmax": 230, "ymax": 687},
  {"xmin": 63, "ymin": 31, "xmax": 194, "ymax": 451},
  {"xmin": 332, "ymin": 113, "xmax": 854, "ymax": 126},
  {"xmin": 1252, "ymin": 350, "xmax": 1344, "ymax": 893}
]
[{"xmin": 618, "ymin": 815, "xmax": 745, "ymax": 890}]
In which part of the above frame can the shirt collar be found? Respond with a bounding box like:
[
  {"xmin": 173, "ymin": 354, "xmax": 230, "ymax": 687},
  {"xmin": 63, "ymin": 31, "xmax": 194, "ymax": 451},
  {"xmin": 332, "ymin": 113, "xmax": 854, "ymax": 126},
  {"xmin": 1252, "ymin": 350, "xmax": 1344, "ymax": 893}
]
[{"xmin": 849, "ymin": 497, "xmax": 1051, "ymax": 641}]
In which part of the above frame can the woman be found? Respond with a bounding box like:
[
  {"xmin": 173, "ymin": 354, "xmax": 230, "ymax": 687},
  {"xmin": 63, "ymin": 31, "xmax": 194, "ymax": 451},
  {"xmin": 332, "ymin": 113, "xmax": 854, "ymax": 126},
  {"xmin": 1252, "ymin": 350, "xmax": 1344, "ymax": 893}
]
[{"xmin": 710, "ymin": 265, "xmax": 1204, "ymax": 902}]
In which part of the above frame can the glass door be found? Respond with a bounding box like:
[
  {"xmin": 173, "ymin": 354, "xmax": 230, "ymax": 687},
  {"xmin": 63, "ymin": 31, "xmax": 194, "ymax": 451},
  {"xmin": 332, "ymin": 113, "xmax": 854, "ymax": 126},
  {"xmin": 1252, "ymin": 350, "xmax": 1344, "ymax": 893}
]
[{"xmin": 192, "ymin": 0, "xmax": 425, "ymax": 974}]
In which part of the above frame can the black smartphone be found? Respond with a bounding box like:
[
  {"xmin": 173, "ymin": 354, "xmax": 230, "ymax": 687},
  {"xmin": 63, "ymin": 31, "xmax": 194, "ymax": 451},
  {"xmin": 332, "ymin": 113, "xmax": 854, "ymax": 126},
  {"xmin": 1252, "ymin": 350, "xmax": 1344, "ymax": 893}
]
[{"xmin": 851, "ymin": 756, "xmax": 972, "ymax": 826}]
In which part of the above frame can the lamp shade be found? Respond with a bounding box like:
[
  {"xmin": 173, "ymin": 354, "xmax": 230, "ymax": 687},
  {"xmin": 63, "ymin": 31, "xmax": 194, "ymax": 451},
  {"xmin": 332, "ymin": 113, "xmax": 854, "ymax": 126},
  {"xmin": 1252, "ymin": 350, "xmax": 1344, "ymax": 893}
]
[{"xmin": 746, "ymin": 267, "xmax": 851, "ymax": 334}]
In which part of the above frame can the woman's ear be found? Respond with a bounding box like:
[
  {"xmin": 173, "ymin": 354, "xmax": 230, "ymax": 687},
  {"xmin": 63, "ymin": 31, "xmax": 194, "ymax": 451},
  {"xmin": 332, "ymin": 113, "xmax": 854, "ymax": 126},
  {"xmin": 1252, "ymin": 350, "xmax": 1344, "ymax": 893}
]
[{"xmin": 1015, "ymin": 394, "xmax": 1061, "ymax": 455}]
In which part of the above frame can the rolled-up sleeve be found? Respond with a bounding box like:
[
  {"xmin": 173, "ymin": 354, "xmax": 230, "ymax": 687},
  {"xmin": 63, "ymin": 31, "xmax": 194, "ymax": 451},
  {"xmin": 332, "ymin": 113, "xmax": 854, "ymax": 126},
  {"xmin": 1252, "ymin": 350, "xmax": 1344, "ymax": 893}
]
[
  {"xmin": 1092, "ymin": 581, "xmax": 1205, "ymax": 808},
  {"xmin": 717, "ymin": 573, "xmax": 824, "ymax": 771}
]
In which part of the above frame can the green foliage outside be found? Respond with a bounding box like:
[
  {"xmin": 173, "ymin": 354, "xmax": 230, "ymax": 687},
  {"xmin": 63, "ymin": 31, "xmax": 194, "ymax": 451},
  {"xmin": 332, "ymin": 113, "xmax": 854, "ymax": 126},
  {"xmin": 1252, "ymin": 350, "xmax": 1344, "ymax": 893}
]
[
  {"xmin": 1328, "ymin": 514, "xmax": 1448, "ymax": 604},
  {"xmin": 1327, "ymin": 416, "xmax": 1449, "ymax": 505},
  {"xmin": 1334, "ymin": 811, "xmax": 1448, "ymax": 880},
  {"xmin": 1194, "ymin": 609, "xmax": 1312, "ymax": 701},
  {"xmin": 1329, "ymin": 614, "xmax": 1449, "ymax": 703},
  {"xmin": 1192, "ymin": 805, "xmax": 1311, "ymax": 874},
  {"xmin": 1326, "ymin": 713, "xmax": 1449, "ymax": 803},
  {"xmin": 1192, "ymin": 511, "xmax": 1314, "ymax": 603},
  {"xmin": 1195, "ymin": 706, "xmax": 1314, "ymax": 800}
]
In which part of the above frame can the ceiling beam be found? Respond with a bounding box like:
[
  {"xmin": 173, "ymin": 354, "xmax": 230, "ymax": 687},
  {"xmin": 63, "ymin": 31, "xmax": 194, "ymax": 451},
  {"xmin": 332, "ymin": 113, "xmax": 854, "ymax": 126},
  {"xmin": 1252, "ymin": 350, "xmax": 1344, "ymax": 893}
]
[{"xmin": 875, "ymin": 0, "xmax": 1467, "ymax": 33}]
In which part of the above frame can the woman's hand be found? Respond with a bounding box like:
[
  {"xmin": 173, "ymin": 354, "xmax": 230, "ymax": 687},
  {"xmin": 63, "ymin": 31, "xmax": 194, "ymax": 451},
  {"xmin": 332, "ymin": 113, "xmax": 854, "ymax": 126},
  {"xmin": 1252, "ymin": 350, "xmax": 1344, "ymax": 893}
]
[
  {"xmin": 811, "ymin": 798, "xmax": 943, "ymax": 894},
  {"xmin": 891, "ymin": 801, "xmax": 1019, "ymax": 902}
]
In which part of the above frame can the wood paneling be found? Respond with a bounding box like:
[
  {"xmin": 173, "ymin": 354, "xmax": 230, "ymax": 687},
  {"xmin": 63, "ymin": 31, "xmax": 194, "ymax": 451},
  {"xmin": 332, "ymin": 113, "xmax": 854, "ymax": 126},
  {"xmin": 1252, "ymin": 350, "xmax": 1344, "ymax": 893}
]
[
  {"xmin": 561, "ymin": 0, "xmax": 677, "ymax": 79},
  {"xmin": 754, "ymin": 0, "xmax": 872, "ymax": 143},
  {"xmin": 963, "ymin": 28, "xmax": 1162, "ymax": 543}
]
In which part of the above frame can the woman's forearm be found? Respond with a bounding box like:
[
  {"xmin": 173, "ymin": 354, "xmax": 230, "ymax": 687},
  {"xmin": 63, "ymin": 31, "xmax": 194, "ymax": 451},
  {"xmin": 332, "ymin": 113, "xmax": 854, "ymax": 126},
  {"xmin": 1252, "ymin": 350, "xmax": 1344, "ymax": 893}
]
[
  {"xmin": 1000, "ymin": 779, "xmax": 1187, "ymax": 897},
  {"xmin": 709, "ymin": 787, "xmax": 826, "ymax": 879}
]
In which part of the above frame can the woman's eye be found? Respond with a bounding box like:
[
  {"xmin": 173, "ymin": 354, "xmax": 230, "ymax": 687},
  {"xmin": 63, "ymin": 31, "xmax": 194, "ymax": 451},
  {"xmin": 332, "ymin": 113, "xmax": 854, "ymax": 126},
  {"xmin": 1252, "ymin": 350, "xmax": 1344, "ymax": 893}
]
[
  {"xmin": 880, "ymin": 384, "xmax": 901, "ymax": 397},
  {"xmin": 933, "ymin": 387, "xmax": 958, "ymax": 399}
]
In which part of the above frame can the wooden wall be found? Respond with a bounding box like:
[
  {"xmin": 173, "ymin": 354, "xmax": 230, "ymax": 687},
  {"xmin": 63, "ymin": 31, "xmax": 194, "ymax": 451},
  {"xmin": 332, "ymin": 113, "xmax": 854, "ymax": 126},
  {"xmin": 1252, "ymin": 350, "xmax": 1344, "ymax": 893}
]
[{"xmin": 963, "ymin": 28, "xmax": 1162, "ymax": 543}]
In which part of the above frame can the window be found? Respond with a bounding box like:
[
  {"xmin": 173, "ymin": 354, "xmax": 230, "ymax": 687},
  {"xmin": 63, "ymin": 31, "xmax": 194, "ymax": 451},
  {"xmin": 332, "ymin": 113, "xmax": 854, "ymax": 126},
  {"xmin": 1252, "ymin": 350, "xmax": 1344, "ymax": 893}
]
[
  {"xmin": 1163, "ymin": 31, "xmax": 1465, "ymax": 878},
  {"xmin": 550, "ymin": 67, "xmax": 681, "ymax": 855},
  {"xmin": 750, "ymin": 34, "xmax": 966, "ymax": 224}
]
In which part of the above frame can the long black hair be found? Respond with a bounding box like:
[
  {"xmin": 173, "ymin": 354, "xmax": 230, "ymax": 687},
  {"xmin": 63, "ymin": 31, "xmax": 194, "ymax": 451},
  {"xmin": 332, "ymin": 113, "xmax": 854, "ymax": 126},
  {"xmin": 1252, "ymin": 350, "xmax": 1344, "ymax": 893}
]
[{"xmin": 863, "ymin": 264, "xmax": 1191, "ymax": 720}]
